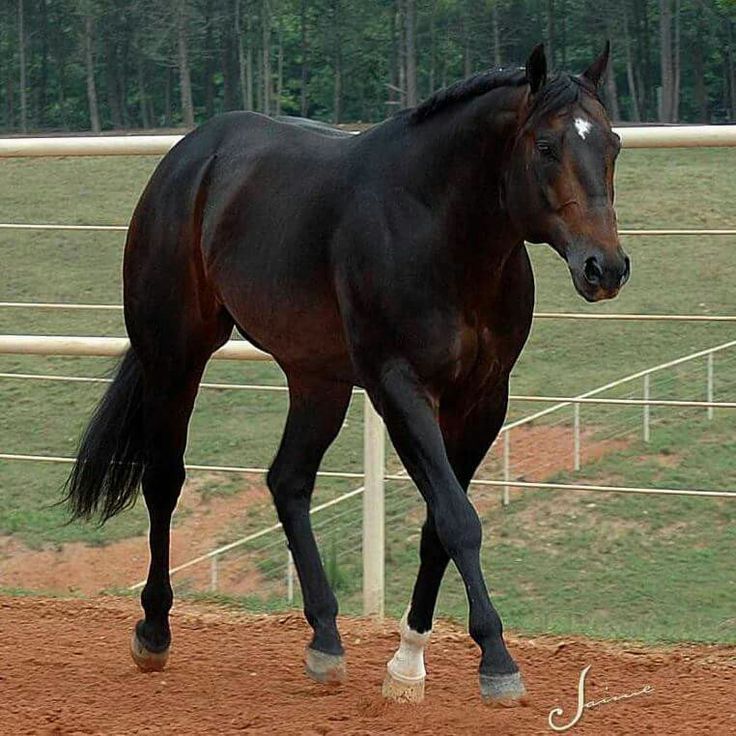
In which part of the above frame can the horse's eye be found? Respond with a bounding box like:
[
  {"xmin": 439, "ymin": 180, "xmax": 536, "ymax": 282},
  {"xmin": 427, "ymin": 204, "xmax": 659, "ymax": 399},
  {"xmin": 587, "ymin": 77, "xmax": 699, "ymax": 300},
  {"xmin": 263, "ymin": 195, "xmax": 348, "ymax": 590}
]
[{"xmin": 536, "ymin": 140, "xmax": 557, "ymax": 158}]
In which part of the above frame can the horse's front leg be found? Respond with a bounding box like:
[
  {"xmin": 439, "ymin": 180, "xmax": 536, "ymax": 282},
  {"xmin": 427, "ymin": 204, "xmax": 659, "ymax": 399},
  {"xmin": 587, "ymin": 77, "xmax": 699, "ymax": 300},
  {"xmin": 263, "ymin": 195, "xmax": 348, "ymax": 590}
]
[
  {"xmin": 383, "ymin": 385, "xmax": 511, "ymax": 703},
  {"xmin": 367, "ymin": 362, "xmax": 526, "ymax": 705}
]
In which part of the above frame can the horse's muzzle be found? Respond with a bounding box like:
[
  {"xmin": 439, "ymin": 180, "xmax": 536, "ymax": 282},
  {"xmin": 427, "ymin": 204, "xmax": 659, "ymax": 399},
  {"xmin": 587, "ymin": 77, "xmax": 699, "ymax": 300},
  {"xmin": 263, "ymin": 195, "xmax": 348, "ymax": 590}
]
[{"xmin": 570, "ymin": 249, "xmax": 630, "ymax": 302}]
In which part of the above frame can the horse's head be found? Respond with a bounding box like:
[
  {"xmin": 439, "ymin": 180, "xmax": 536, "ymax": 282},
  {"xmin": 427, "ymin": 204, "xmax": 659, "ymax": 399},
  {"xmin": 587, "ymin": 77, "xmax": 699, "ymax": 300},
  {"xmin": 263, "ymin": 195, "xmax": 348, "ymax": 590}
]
[{"xmin": 505, "ymin": 43, "xmax": 630, "ymax": 302}]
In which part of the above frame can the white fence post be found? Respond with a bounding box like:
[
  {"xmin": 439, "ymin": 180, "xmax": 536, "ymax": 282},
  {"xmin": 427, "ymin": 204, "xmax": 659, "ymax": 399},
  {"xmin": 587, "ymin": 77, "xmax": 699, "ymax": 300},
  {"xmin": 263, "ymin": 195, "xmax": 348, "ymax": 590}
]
[
  {"xmin": 502, "ymin": 431, "xmax": 510, "ymax": 506},
  {"xmin": 286, "ymin": 549, "xmax": 295, "ymax": 604},
  {"xmin": 707, "ymin": 353, "xmax": 714, "ymax": 420},
  {"xmin": 643, "ymin": 374, "xmax": 651, "ymax": 443},
  {"xmin": 210, "ymin": 554, "xmax": 219, "ymax": 592},
  {"xmin": 573, "ymin": 403, "xmax": 581, "ymax": 471},
  {"xmin": 363, "ymin": 395, "xmax": 385, "ymax": 618}
]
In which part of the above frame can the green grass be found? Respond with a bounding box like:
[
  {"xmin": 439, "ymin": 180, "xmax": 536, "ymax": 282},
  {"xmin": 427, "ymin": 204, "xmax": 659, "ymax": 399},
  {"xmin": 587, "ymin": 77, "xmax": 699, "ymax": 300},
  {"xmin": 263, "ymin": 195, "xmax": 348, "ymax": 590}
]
[{"xmin": 1, "ymin": 146, "xmax": 735, "ymax": 643}]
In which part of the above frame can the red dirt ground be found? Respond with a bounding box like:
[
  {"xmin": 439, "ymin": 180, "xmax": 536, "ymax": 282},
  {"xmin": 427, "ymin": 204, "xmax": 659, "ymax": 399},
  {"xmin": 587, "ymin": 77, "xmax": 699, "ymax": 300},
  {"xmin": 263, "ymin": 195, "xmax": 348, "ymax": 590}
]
[{"xmin": 1, "ymin": 597, "xmax": 734, "ymax": 736}]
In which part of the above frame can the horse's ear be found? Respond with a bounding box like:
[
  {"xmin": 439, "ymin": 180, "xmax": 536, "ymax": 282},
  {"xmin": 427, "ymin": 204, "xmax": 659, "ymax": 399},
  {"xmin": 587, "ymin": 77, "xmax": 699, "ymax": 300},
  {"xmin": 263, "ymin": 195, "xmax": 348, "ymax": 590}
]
[
  {"xmin": 525, "ymin": 43, "xmax": 547, "ymax": 94},
  {"xmin": 582, "ymin": 40, "xmax": 611, "ymax": 87}
]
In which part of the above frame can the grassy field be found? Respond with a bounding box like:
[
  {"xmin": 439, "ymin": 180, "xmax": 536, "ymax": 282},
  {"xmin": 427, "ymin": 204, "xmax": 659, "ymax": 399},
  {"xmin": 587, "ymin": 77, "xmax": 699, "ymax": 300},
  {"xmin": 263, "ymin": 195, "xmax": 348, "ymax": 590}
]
[{"xmin": 1, "ymin": 145, "xmax": 735, "ymax": 643}]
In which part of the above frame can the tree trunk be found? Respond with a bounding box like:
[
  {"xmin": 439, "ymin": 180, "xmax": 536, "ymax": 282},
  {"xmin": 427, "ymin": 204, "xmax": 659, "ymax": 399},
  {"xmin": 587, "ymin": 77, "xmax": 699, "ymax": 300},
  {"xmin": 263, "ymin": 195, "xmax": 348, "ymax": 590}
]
[
  {"xmin": 388, "ymin": 3, "xmax": 398, "ymax": 109},
  {"xmin": 261, "ymin": 0, "xmax": 271, "ymax": 115},
  {"xmin": 692, "ymin": 1, "xmax": 707, "ymax": 122},
  {"xmin": 397, "ymin": 1, "xmax": 406, "ymax": 106},
  {"xmin": 221, "ymin": 11, "xmax": 238, "ymax": 112},
  {"xmin": 332, "ymin": 0, "xmax": 342, "ymax": 123},
  {"xmin": 640, "ymin": 0, "xmax": 652, "ymax": 118},
  {"xmin": 204, "ymin": 0, "xmax": 215, "ymax": 118},
  {"xmin": 658, "ymin": 0, "xmax": 673, "ymax": 122},
  {"xmin": 235, "ymin": 0, "xmax": 247, "ymax": 109},
  {"xmin": 729, "ymin": 20, "xmax": 736, "ymax": 120},
  {"xmin": 137, "ymin": 50, "xmax": 151, "ymax": 129},
  {"xmin": 492, "ymin": 1, "xmax": 501, "ymax": 66},
  {"xmin": 559, "ymin": 0, "xmax": 567, "ymax": 67},
  {"xmin": 176, "ymin": 1, "xmax": 195, "ymax": 127},
  {"xmin": 119, "ymin": 34, "xmax": 131, "ymax": 128},
  {"xmin": 40, "ymin": 0, "xmax": 50, "ymax": 127},
  {"xmin": 405, "ymin": 0, "xmax": 417, "ymax": 106},
  {"xmin": 106, "ymin": 48, "xmax": 124, "ymax": 129},
  {"xmin": 83, "ymin": 13, "xmax": 101, "ymax": 133},
  {"xmin": 428, "ymin": 0, "xmax": 436, "ymax": 94},
  {"xmin": 246, "ymin": 11, "xmax": 254, "ymax": 112},
  {"xmin": 546, "ymin": 0, "xmax": 555, "ymax": 68},
  {"xmin": 623, "ymin": 2, "xmax": 641, "ymax": 122},
  {"xmin": 276, "ymin": 22, "xmax": 283, "ymax": 115},
  {"xmin": 234, "ymin": 0, "xmax": 253, "ymax": 111},
  {"xmin": 300, "ymin": 0, "xmax": 309, "ymax": 116},
  {"xmin": 18, "ymin": 0, "xmax": 27, "ymax": 132},
  {"xmin": 53, "ymin": 39, "xmax": 69, "ymax": 129},
  {"xmin": 462, "ymin": 3, "xmax": 471, "ymax": 77},
  {"xmin": 672, "ymin": 0, "xmax": 681, "ymax": 122}
]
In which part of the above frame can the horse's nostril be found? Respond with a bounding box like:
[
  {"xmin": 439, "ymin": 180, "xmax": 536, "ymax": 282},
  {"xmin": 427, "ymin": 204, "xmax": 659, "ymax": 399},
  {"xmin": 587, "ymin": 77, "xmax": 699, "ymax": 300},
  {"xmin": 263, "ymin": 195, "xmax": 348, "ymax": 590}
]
[
  {"xmin": 584, "ymin": 257, "xmax": 602, "ymax": 285},
  {"xmin": 621, "ymin": 255, "xmax": 631, "ymax": 285}
]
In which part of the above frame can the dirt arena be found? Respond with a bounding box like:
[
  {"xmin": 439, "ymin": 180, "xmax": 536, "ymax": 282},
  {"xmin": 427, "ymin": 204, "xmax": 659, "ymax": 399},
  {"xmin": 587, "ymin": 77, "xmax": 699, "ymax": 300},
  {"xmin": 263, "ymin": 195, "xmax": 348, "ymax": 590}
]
[{"xmin": 1, "ymin": 597, "xmax": 734, "ymax": 735}]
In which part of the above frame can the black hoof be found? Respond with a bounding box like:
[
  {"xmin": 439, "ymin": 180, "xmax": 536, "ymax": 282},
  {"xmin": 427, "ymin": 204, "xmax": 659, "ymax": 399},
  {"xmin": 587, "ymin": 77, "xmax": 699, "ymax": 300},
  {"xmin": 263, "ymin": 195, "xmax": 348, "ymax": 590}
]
[
  {"xmin": 130, "ymin": 620, "xmax": 170, "ymax": 672},
  {"xmin": 304, "ymin": 647, "xmax": 346, "ymax": 684},
  {"xmin": 479, "ymin": 671, "xmax": 528, "ymax": 707}
]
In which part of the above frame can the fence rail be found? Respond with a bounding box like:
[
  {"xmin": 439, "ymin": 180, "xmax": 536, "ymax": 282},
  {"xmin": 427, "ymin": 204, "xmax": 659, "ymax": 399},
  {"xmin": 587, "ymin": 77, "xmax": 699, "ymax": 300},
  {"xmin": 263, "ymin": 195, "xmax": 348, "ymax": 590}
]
[
  {"xmin": 2, "ymin": 222, "xmax": 736, "ymax": 237},
  {"xmin": 3, "ymin": 301, "xmax": 736, "ymax": 323},
  {"xmin": 1, "ymin": 125, "xmax": 735, "ymax": 158}
]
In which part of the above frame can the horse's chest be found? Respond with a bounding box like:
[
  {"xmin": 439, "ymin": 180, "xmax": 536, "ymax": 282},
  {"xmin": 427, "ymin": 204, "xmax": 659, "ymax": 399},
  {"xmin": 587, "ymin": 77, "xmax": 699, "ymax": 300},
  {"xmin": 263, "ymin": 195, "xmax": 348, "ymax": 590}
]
[{"xmin": 449, "ymin": 312, "xmax": 530, "ymax": 391}]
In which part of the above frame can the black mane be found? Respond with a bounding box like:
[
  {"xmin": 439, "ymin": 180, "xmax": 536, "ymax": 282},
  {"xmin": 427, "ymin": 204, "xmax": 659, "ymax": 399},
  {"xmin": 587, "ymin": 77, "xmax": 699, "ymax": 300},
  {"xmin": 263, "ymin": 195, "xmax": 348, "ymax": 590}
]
[
  {"xmin": 410, "ymin": 68, "xmax": 601, "ymax": 126},
  {"xmin": 410, "ymin": 67, "xmax": 526, "ymax": 124}
]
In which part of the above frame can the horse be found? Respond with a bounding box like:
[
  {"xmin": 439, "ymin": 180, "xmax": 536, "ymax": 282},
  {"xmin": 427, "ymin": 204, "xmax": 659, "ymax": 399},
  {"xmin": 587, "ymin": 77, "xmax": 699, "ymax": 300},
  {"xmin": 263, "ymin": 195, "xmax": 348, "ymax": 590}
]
[{"xmin": 64, "ymin": 42, "xmax": 629, "ymax": 706}]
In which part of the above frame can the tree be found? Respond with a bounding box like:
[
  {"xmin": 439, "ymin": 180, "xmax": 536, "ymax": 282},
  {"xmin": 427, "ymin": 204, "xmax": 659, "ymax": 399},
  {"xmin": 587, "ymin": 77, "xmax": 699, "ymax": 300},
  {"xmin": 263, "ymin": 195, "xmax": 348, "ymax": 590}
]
[
  {"xmin": 1, "ymin": 0, "xmax": 734, "ymax": 133},
  {"xmin": 175, "ymin": 0, "xmax": 195, "ymax": 127},
  {"xmin": 80, "ymin": 4, "xmax": 101, "ymax": 133}
]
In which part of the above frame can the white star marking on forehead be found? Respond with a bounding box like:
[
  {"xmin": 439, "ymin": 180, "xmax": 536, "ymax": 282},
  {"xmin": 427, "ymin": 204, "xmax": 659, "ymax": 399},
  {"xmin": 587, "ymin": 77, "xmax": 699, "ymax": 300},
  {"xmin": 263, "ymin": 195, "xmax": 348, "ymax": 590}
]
[{"xmin": 574, "ymin": 117, "xmax": 592, "ymax": 140}]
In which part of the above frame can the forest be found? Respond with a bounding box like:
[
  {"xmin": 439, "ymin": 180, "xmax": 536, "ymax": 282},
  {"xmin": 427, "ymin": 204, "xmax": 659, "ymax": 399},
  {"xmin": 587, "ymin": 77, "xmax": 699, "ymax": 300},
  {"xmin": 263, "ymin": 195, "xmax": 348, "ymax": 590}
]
[{"xmin": 1, "ymin": 0, "xmax": 735, "ymax": 133}]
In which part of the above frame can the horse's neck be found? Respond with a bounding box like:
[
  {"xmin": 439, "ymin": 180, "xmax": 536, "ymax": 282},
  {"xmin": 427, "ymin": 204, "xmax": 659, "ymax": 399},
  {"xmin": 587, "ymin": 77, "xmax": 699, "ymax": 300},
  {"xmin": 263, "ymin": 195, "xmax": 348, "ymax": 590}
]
[{"xmin": 405, "ymin": 86, "xmax": 526, "ymax": 224}]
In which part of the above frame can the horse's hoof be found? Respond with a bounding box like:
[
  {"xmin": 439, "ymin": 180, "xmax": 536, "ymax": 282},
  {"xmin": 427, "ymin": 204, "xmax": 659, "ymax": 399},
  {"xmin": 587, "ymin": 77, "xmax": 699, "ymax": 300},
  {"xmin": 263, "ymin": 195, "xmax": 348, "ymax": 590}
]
[
  {"xmin": 479, "ymin": 671, "xmax": 528, "ymax": 707},
  {"xmin": 130, "ymin": 631, "xmax": 170, "ymax": 673},
  {"xmin": 382, "ymin": 668, "xmax": 425, "ymax": 704},
  {"xmin": 304, "ymin": 647, "xmax": 346, "ymax": 684}
]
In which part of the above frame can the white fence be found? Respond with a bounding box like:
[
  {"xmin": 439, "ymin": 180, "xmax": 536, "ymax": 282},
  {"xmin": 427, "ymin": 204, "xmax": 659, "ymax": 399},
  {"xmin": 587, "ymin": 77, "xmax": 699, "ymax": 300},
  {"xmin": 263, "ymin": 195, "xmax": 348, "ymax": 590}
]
[{"xmin": 2, "ymin": 126, "xmax": 736, "ymax": 615}]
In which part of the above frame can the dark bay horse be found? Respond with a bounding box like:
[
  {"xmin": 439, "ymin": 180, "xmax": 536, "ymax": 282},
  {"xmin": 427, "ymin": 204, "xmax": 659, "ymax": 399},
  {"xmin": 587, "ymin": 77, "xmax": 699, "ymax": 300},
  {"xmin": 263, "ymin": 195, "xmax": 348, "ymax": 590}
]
[{"xmin": 65, "ymin": 43, "xmax": 629, "ymax": 706}]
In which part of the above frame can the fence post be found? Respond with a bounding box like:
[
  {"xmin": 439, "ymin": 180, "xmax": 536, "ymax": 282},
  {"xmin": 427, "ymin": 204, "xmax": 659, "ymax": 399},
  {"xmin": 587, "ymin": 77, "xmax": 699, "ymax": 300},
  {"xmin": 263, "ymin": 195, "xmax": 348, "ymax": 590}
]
[
  {"xmin": 210, "ymin": 554, "xmax": 219, "ymax": 593},
  {"xmin": 363, "ymin": 395, "xmax": 385, "ymax": 618},
  {"xmin": 573, "ymin": 403, "xmax": 581, "ymax": 471},
  {"xmin": 707, "ymin": 353, "xmax": 714, "ymax": 420},
  {"xmin": 643, "ymin": 374, "xmax": 651, "ymax": 443},
  {"xmin": 502, "ymin": 431, "xmax": 510, "ymax": 506},
  {"xmin": 286, "ymin": 549, "xmax": 295, "ymax": 604}
]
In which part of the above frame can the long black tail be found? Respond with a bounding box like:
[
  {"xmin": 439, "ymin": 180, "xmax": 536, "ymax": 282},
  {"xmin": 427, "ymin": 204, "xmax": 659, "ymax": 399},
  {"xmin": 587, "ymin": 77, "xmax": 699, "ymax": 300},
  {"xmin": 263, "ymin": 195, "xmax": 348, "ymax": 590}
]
[{"xmin": 64, "ymin": 349, "xmax": 146, "ymax": 522}]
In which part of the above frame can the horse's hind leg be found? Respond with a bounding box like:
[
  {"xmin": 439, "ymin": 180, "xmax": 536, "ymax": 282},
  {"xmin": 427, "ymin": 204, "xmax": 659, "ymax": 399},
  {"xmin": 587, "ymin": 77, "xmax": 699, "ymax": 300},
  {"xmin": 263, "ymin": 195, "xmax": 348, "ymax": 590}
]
[
  {"xmin": 128, "ymin": 309, "xmax": 232, "ymax": 671},
  {"xmin": 130, "ymin": 356, "xmax": 208, "ymax": 671},
  {"xmin": 267, "ymin": 375, "xmax": 352, "ymax": 683}
]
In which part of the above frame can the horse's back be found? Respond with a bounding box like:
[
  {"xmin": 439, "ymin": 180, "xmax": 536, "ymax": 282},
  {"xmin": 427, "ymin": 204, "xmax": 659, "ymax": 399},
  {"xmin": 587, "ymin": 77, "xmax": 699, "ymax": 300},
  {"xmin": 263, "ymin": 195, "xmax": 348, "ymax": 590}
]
[{"xmin": 138, "ymin": 112, "xmax": 355, "ymax": 375}]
